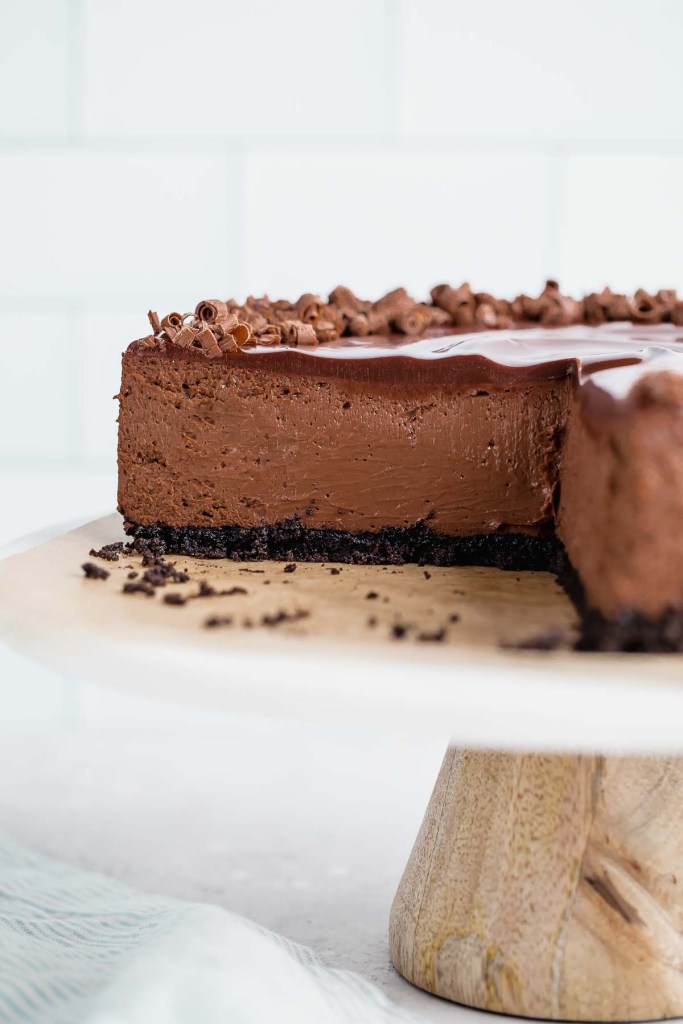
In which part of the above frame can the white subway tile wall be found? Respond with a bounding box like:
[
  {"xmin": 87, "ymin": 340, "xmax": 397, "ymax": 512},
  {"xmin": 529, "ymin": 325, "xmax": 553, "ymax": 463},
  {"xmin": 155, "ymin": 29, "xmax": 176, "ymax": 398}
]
[{"xmin": 1, "ymin": 0, "xmax": 682, "ymax": 545}]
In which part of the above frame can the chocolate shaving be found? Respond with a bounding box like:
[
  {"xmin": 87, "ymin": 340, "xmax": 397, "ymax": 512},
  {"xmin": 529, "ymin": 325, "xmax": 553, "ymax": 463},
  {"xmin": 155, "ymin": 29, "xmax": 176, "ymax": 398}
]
[
  {"xmin": 139, "ymin": 281, "xmax": 683, "ymax": 361},
  {"xmin": 295, "ymin": 293, "xmax": 324, "ymax": 323},
  {"xmin": 159, "ymin": 309, "xmax": 181, "ymax": 329},
  {"xmin": 430, "ymin": 283, "xmax": 475, "ymax": 326},
  {"xmin": 173, "ymin": 325, "xmax": 196, "ymax": 349},
  {"xmin": 255, "ymin": 324, "xmax": 282, "ymax": 346},
  {"xmin": 629, "ymin": 289, "xmax": 661, "ymax": 323},
  {"xmin": 280, "ymin": 320, "xmax": 318, "ymax": 347},
  {"xmin": 195, "ymin": 326, "xmax": 222, "ymax": 358},
  {"xmin": 314, "ymin": 320, "xmax": 339, "ymax": 344}
]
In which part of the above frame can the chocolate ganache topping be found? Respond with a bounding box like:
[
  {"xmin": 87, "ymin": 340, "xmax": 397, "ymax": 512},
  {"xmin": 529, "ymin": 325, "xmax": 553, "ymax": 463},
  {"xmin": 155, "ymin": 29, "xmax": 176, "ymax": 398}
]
[{"xmin": 133, "ymin": 282, "xmax": 683, "ymax": 403}]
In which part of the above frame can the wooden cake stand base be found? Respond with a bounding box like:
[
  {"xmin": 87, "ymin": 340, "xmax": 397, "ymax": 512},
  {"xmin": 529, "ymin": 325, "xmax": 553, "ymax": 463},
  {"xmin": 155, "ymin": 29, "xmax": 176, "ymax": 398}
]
[{"xmin": 391, "ymin": 748, "xmax": 683, "ymax": 1021}]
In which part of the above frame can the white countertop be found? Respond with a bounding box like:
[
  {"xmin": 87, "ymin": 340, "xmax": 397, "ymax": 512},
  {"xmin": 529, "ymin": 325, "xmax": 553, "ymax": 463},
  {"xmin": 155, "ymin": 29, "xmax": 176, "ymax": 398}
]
[{"xmin": 0, "ymin": 646, "xmax": 486, "ymax": 1023}]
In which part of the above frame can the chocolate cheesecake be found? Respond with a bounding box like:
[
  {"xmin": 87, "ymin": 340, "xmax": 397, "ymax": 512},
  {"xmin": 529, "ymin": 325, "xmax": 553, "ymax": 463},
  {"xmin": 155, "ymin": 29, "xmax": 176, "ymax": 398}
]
[{"xmin": 117, "ymin": 283, "xmax": 683, "ymax": 652}]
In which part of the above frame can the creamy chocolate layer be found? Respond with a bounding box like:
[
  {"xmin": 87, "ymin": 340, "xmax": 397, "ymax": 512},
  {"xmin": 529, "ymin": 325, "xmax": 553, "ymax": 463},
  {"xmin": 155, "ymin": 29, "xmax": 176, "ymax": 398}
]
[{"xmin": 118, "ymin": 349, "xmax": 568, "ymax": 535}]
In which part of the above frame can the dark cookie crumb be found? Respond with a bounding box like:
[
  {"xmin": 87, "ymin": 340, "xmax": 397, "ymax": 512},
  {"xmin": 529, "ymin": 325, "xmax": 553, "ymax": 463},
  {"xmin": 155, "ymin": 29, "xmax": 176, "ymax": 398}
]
[
  {"xmin": 448, "ymin": 613, "xmax": 461, "ymax": 623},
  {"xmin": 142, "ymin": 567, "xmax": 169, "ymax": 587},
  {"xmin": 239, "ymin": 567, "xmax": 265, "ymax": 574},
  {"xmin": 89, "ymin": 543, "xmax": 123, "ymax": 562},
  {"xmin": 329, "ymin": 567, "xmax": 341, "ymax": 575},
  {"xmin": 367, "ymin": 616, "xmax": 377, "ymax": 627},
  {"xmin": 423, "ymin": 570, "xmax": 431, "ymax": 579},
  {"xmin": 163, "ymin": 592, "xmax": 187, "ymax": 606},
  {"xmin": 366, "ymin": 591, "xmax": 379, "ymax": 600},
  {"xmin": 122, "ymin": 580, "xmax": 155, "ymax": 596},
  {"xmin": 82, "ymin": 562, "xmax": 109, "ymax": 580},
  {"xmin": 260, "ymin": 606, "xmax": 311, "ymax": 622},
  {"xmin": 391, "ymin": 623, "xmax": 409, "ymax": 640},
  {"xmin": 417, "ymin": 628, "xmax": 446, "ymax": 643},
  {"xmin": 205, "ymin": 615, "xmax": 233, "ymax": 628},
  {"xmin": 127, "ymin": 571, "xmax": 138, "ymax": 580},
  {"xmin": 261, "ymin": 608, "xmax": 310, "ymax": 627},
  {"xmin": 283, "ymin": 563, "xmax": 297, "ymax": 573}
]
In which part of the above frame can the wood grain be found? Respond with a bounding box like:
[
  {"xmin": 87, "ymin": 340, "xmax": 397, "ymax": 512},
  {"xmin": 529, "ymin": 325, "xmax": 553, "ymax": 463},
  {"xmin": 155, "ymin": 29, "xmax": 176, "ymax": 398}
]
[{"xmin": 390, "ymin": 748, "xmax": 683, "ymax": 1021}]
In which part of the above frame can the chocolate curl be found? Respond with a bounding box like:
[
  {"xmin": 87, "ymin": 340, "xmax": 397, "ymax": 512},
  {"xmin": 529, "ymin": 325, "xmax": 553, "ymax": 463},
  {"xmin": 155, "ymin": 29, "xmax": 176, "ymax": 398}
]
[
  {"xmin": 393, "ymin": 307, "xmax": 428, "ymax": 335},
  {"xmin": 173, "ymin": 325, "xmax": 196, "ymax": 349},
  {"xmin": 670, "ymin": 301, "xmax": 683, "ymax": 326},
  {"xmin": 147, "ymin": 310, "xmax": 161, "ymax": 333},
  {"xmin": 196, "ymin": 299, "xmax": 229, "ymax": 325},
  {"xmin": 242, "ymin": 310, "xmax": 270, "ymax": 333},
  {"xmin": 211, "ymin": 312, "xmax": 240, "ymax": 338},
  {"xmin": 656, "ymin": 289, "xmax": 678, "ymax": 319},
  {"xmin": 160, "ymin": 312, "xmax": 183, "ymax": 340},
  {"xmin": 430, "ymin": 283, "xmax": 475, "ymax": 326},
  {"xmin": 231, "ymin": 322, "xmax": 253, "ymax": 347},
  {"xmin": 320, "ymin": 303, "xmax": 346, "ymax": 335},
  {"xmin": 218, "ymin": 333, "xmax": 240, "ymax": 353},
  {"xmin": 161, "ymin": 312, "xmax": 183, "ymax": 330},
  {"xmin": 474, "ymin": 302, "xmax": 499, "ymax": 329},
  {"xmin": 195, "ymin": 326, "xmax": 222, "ymax": 358},
  {"xmin": 295, "ymin": 293, "xmax": 324, "ymax": 323},
  {"xmin": 313, "ymin": 320, "xmax": 338, "ymax": 344},
  {"xmin": 328, "ymin": 285, "xmax": 363, "ymax": 312},
  {"xmin": 511, "ymin": 294, "xmax": 544, "ymax": 321},
  {"xmin": 591, "ymin": 288, "xmax": 630, "ymax": 322},
  {"xmin": 255, "ymin": 324, "xmax": 282, "ymax": 346},
  {"xmin": 374, "ymin": 287, "xmax": 412, "ymax": 311},
  {"xmin": 423, "ymin": 305, "xmax": 452, "ymax": 328},
  {"xmin": 537, "ymin": 283, "xmax": 583, "ymax": 327},
  {"xmin": 280, "ymin": 320, "xmax": 318, "ymax": 346},
  {"xmin": 629, "ymin": 289, "xmax": 662, "ymax": 323},
  {"xmin": 583, "ymin": 292, "xmax": 608, "ymax": 325},
  {"xmin": 348, "ymin": 309, "xmax": 388, "ymax": 336}
]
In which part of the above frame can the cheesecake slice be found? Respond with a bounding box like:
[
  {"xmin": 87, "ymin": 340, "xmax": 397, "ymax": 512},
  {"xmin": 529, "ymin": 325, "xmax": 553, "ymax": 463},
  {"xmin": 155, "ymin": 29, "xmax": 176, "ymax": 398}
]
[{"xmin": 117, "ymin": 283, "xmax": 683, "ymax": 651}]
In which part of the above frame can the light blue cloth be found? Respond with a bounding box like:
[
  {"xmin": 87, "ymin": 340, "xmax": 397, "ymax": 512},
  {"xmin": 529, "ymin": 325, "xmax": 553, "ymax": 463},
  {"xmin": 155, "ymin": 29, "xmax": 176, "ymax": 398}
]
[{"xmin": 0, "ymin": 836, "xmax": 424, "ymax": 1023}]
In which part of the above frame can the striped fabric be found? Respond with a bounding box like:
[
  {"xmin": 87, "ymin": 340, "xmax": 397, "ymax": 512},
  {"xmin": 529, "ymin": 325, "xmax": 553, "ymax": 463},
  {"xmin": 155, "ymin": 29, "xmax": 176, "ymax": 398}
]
[{"xmin": 0, "ymin": 836, "xmax": 425, "ymax": 1024}]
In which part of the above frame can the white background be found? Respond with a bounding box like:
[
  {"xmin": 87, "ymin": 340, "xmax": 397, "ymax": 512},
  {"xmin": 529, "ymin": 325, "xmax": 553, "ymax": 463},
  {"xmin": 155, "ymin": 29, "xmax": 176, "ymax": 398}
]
[{"xmin": 1, "ymin": 3, "xmax": 682, "ymax": 1017}]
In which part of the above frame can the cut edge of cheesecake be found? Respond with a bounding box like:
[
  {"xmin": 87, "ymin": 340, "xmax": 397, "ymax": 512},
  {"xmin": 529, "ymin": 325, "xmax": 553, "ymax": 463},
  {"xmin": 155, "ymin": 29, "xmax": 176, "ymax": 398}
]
[{"xmin": 117, "ymin": 282, "xmax": 683, "ymax": 653}]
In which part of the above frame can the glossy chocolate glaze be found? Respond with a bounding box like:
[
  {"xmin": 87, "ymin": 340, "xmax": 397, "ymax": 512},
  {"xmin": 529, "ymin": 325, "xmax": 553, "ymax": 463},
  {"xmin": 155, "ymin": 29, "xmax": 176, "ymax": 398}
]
[{"xmin": 130, "ymin": 322, "xmax": 683, "ymax": 397}]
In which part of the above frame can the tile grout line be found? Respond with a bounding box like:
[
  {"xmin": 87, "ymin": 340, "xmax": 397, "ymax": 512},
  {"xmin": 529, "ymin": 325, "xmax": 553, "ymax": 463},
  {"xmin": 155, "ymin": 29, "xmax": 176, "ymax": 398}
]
[{"xmin": 1, "ymin": 136, "xmax": 682, "ymax": 155}]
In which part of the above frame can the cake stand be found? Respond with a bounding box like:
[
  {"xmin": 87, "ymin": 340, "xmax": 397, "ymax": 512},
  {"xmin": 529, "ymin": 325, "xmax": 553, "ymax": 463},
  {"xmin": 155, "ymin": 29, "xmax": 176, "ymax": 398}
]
[{"xmin": 2, "ymin": 514, "xmax": 683, "ymax": 1022}]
